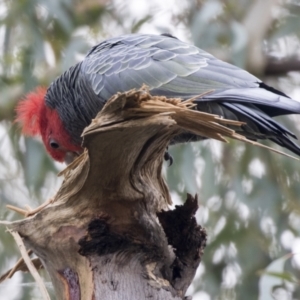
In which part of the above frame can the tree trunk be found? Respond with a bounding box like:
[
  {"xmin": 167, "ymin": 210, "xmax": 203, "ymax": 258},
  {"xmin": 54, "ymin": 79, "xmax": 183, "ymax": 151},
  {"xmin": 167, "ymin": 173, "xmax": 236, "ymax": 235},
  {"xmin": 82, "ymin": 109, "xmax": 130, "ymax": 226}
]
[{"xmin": 2, "ymin": 87, "xmax": 250, "ymax": 299}]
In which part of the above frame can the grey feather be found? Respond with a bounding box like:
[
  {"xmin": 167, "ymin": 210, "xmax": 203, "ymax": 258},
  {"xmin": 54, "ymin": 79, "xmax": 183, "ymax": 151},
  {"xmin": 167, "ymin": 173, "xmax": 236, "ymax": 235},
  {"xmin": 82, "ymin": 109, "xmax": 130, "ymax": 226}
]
[{"xmin": 45, "ymin": 33, "xmax": 300, "ymax": 155}]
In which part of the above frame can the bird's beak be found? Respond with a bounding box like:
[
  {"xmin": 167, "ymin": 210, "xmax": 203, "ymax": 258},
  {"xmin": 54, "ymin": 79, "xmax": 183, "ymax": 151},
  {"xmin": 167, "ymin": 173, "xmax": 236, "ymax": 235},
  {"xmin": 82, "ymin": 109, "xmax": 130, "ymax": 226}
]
[{"xmin": 64, "ymin": 151, "xmax": 79, "ymax": 165}]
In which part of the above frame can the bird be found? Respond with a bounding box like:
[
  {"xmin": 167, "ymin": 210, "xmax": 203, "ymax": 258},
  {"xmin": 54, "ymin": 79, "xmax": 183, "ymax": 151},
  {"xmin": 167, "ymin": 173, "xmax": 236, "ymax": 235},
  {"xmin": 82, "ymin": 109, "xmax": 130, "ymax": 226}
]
[{"xmin": 16, "ymin": 33, "xmax": 300, "ymax": 165}]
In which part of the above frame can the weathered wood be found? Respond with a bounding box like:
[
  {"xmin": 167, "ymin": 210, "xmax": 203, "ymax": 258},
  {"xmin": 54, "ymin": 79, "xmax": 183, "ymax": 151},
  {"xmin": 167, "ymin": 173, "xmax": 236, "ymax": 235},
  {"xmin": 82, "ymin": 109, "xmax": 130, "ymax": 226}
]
[{"xmin": 3, "ymin": 87, "xmax": 259, "ymax": 299}]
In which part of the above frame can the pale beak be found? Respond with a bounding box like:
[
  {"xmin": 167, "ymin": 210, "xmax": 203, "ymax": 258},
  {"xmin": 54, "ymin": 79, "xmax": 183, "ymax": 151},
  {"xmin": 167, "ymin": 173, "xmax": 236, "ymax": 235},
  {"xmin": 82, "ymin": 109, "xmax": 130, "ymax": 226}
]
[{"xmin": 64, "ymin": 152, "xmax": 79, "ymax": 165}]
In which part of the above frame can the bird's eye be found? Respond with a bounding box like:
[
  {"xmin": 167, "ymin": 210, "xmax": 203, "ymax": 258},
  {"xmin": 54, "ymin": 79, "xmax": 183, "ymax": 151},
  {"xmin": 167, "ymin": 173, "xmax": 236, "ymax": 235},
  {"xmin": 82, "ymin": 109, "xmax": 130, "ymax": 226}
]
[{"xmin": 49, "ymin": 138, "xmax": 60, "ymax": 149}]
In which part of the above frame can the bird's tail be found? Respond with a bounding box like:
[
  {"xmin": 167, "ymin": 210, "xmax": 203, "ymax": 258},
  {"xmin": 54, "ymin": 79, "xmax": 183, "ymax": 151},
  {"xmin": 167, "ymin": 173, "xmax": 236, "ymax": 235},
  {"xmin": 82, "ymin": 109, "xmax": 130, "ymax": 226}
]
[{"xmin": 196, "ymin": 88, "xmax": 300, "ymax": 156}]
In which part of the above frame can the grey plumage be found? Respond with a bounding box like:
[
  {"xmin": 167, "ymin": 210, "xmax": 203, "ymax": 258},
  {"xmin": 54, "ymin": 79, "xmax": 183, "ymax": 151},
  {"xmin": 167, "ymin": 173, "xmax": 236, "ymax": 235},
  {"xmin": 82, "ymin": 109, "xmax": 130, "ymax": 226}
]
[{"xmin": 45, "ymin": 33, "xmax": 300, "ymax": 155}]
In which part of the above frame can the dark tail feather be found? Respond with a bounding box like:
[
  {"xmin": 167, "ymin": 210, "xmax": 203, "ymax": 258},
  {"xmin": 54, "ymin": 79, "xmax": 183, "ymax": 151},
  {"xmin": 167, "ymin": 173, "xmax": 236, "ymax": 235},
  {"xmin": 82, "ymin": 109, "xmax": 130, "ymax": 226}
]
[
  {"xmin": 222, "ymin": 102, "xmax": 300, "ymax": 156},
  {"xmin": 269, "ymin": 137, "xmax": 300, "ymax": 156},
  {"xmin": 195, "ymin": 99, "xmax": 300, "ymax": 157}
]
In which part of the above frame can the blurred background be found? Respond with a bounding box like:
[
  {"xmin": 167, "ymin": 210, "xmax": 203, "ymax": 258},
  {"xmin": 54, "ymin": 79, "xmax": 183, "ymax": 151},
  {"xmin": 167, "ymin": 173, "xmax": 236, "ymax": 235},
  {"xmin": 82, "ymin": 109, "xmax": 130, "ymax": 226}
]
[{"xmin": 0, "ymin": 0, "xmax": 300, "ymax": 299}]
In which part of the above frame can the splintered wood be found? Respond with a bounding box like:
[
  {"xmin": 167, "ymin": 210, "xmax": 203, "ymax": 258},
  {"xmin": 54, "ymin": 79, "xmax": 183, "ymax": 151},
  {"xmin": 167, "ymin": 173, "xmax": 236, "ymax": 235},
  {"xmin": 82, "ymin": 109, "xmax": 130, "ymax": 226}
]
[{"xmin": 0, "ymin": 86, "xmax": 293, "ymax": 300}]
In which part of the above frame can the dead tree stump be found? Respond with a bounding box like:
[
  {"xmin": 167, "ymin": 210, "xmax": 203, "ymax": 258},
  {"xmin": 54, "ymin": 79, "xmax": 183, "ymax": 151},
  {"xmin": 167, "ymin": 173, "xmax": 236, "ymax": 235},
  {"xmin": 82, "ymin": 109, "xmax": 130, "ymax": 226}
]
[{"xmin": 2, "ymin": 87, "xmax": 252, "ymax": 299}]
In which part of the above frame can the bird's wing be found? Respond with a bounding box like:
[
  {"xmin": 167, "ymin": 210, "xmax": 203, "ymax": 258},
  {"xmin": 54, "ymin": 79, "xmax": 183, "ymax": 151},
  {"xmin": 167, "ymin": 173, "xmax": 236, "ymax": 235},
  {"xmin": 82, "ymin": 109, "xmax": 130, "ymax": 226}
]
[
  {"xmin": 80, "ymin": 34, "xmax": 300, "ymax": 155},
  {"xmin": 82, "ymin": 34, "xmax": 299, "ymax": 113},
  {"xmin": 82, "ymin": 34, "xmax": 256, "ymax": 97}
]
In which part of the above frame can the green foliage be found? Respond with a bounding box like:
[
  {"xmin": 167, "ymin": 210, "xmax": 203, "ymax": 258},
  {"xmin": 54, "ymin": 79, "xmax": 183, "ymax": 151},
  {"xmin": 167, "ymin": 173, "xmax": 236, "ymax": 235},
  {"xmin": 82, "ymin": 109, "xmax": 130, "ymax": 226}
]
[{"xmin": 1, "ymin": 0, "xmax": 300, "ymax": 299}]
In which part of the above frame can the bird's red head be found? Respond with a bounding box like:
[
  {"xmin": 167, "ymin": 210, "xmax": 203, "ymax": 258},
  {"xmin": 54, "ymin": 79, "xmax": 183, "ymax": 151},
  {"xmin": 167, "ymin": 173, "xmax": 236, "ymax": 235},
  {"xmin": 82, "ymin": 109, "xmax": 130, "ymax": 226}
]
[{"xmin": 16, "ymin": 87, "xmax": 82, "ymax": 163}]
